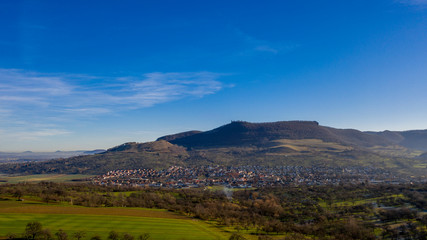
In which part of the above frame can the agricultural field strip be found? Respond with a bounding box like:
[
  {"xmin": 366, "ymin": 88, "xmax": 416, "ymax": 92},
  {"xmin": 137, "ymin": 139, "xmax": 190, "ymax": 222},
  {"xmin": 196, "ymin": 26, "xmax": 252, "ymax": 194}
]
[
  {"xmin": 331, "ymin": 194, "xmax": 407, "ymax": 207},
  {"xmin": 0, "ymin": 174, "xmax": 93, "ymax": 184},
  {"xmin": 0, "ymin": 202, "xmax": 186, "ymax": 219},
  {"xmin": 0, "ymin": 202, "xmax": 228, "ymax": 240},
  {"xmin": 0, "ymin": 213, "xmax": 226, "ymax": 240},
  {"xmin": 317, "ymin": 194, "xmax": 408, "ymax": 209},
  {"xmin": 186, "ymin": 219, "xmax": 228, "ymax": 240},
  {"xmin": 271, "ymin": 139, "xmax": 352, "ymax": 152}
]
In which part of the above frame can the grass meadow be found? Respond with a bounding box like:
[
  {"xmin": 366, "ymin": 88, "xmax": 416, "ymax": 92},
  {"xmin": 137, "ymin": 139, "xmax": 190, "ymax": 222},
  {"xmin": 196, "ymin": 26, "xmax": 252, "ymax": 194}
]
[
  {"xmin": 0, "ymin": 200, "xmax": 228, "ymax": 240},
  {"xmin": 0, "ymin": 174, "xmax": 94, "ymax": 184}
]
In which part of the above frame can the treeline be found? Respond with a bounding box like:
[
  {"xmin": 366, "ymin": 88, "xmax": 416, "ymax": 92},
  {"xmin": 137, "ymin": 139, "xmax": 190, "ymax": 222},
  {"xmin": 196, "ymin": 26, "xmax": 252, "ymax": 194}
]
[{"xmin": 3, "ymin": 182, "xmax": 427, "ymax": 239}]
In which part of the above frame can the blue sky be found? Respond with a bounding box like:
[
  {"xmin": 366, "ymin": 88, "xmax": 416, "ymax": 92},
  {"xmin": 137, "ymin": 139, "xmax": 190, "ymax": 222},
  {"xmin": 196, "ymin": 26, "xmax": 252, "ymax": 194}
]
[{"xmin": 0, "ymin": 0, "xmax": 426, "ymax": 151}]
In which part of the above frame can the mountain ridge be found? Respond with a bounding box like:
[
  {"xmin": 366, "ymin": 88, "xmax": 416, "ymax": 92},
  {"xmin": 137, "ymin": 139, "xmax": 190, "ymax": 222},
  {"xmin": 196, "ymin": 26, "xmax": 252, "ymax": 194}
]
[
  {"xmin": 159, "ymin": 121, "xmax": 427, "ymax": 152},
  {"xmin": 1, "ymin": 120, "xmax": 427, "ymax": 175},
  {"xmin": 163, "ymin": 121, "xmax": 396, "ymax": 149}
]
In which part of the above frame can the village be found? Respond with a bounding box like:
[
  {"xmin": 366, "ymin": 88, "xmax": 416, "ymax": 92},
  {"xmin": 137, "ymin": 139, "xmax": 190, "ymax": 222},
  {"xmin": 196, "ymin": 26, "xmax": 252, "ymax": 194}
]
[{"xmin": 91, "ymin": 165, "xmax": 406, "ymax": 188}]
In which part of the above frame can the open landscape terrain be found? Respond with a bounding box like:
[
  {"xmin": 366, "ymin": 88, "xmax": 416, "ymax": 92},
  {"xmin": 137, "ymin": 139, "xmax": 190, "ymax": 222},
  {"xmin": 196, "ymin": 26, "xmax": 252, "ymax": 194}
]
[
  {"xmin": 2, "ymin": 121, "xmax": 427, "ymax": 178},
  {"xmin": 0, "ymin": 174, "xmax": 93, "ymax": 185},
  {"xmin": 1, "ymin": 121, "xmax": 427, "ymax": 239},
  {"xmin": 0, "ymin": 200, "xmax": 227, "ymax": 240},
  {"xmin": 2, "ymin": 181, "xmax": 427, "ymax": 239},
  {"xmin": 2, "ymin": 0, "xmax": 426, "ymax": 239}
]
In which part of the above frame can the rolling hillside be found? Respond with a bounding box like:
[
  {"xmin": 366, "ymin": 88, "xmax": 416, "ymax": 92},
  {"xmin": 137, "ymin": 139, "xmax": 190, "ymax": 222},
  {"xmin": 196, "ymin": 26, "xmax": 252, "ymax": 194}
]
[
  {"xmin": 165, "ymin": 121, "xmax": 395, "ymax": 148},
  {"xmin": 369, "ymin": 130, "xmax": 427, "ymax": 151},
  {"xmin": 1, "ymin": 121, "xmax": 426, "ymax": 175}
]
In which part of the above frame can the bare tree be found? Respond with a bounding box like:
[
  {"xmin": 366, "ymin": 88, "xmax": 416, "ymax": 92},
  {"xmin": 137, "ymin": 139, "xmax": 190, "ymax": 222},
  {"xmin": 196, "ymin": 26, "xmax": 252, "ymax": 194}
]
[
  {"xmin": 39, "ymin": 229, "xmax": 53, "ymax": 240},
  {"xmin": 122, "ymin": 233, "xmax": 134, "ymax": 240},
  {"xmin": 24, "ymin": 222, "xmax": 43, "ymax": 240},
  {"xmin": 72, "ymin": 231, "xmax": 86, "ymax": 240},
  {"xmin": 108, "ymin": 231, "xmax": 119, "ymax": 240},
  {"xmin": 138, "ymin": 233, "xmax": 150, "ymax": 240},
  {"xmin": 55, "ymin": 229, "xmax": 68, "ymax": 240}
]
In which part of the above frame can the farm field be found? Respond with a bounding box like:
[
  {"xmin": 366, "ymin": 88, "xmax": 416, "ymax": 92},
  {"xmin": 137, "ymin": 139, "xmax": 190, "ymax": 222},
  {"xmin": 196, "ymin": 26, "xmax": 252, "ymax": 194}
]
[
  {"xmin": 0, "ymin": 200, "xmax": 228, "ymax": 240},
  {"xmin": 3, "ymin": 181, "xmax": 427, "ymax": 239},
  {"xmin": 269, "ymin": 139, "xmax": 352, "ymax": 154},
  {"xmin": 0, "ymin": 174, "xmax": 93, "ymax": 184}
]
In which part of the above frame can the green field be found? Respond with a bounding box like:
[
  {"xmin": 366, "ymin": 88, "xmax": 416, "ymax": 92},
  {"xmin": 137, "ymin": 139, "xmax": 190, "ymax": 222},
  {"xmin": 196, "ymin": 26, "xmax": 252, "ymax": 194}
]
[
  {"xmin": 0, "ymin": 201, "xmax": 228, "ymax": 240},
  {"xmin": 270, "ymin": 138, "xmax": 353, "ymax": 153},
  {"xmin": 0, "ymin": 174, "xmax": 94, "ymax": 184}
]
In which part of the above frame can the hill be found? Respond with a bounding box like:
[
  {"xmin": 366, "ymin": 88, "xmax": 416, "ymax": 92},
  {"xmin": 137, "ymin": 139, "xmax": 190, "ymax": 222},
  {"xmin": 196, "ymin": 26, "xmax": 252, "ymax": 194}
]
[
  {"xmin": 367, "ymin": 130, "xmax": 427, "ymax": 150},
  {"xmin": 1, "ymin": 120, "xmax": 426, "ymax": 175},
  {"xmin": 106, "ymin": 140, "xmax": 186, "ymax": 154},
  {"xmin": 1, "ymin": 141, "xmax": 189, "ymax": 174},
  {"xmin": 0, "ymin": 150, "xmax": 105, "ymax": 163},
  {"xmin": 399, "ymin": 130, "xmax": 427, "ymax": 151},
  {"xmin": 166, "ymin": 121, "xmax": 394, "ymax": 148},
  {"xmin": 157, "ymin": 130, "xmax": 202, "ymax": 142}
]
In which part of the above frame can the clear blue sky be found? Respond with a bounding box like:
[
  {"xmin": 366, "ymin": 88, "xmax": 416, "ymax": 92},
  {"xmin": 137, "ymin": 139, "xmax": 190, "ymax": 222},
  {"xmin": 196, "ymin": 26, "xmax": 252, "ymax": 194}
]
[{"xmin": 0, "ymin": 0, "xmax": 426, "ymax": 151}]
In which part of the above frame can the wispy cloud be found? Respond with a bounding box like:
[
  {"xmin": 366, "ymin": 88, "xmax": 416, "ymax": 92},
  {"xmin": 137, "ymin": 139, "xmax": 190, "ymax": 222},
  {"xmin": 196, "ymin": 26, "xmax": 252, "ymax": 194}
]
[
  {"xmin": 0, "ymin": 69, "xmax": 225, "ymax": 110},
  {"xmin": 126, "ymin": 72, "xmax": 224, "ymax": 107},
  {"xmin": 2, "ymin": 128, "xmax": 71, "ymax": 141},
  {"xmin": 396, "ymin": 0, "xmax": 427, "ymax": 7},
  {"xmin": 235, "ymin": 29, "xmax": 300, "ymax": 56},
  {"xmin": 61, "ymin": 108, "xmax": 112, "ymax": 115},
  {"xmin": 254, "ymin": 45, "xmax": 279, "ymax": 54},
  {"xmin": 0, "ymin": 69, "xmax": 227, "ymax": 142}
]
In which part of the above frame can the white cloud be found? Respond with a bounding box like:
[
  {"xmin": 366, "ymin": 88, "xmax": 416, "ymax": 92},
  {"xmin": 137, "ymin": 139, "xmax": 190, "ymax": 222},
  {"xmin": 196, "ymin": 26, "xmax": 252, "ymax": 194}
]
[
  {"xmin": 1, "ymin": 128, "xmax": 71, "ymax": 141},
  {"xmin": 0, "ymin": 69, "xmax": 73, "ymax": 96},
  {"xmin": 24, "ymin": 129, "xmax": 71, "ymax": 138},
  {"xmin": 0, "ymin": 108, "xmax": 11, "ymax": 115},
  {"xmin": 61, "ymin": 108, "xmax": 112, "ymax": 115},
  {"xmin": 0, "ymin": 69, "xmax": 228, "ymax": 142},
  {"xmin": 0, "ymin": 68, "xmax": 225, "ymax": 110},
  {"xmin": 0, "ymin": 96, "xmax": 48, "ymax": 106},
  {"xmin": 128, "ymin": 72, "xmax": 223, "ymax": 106}
]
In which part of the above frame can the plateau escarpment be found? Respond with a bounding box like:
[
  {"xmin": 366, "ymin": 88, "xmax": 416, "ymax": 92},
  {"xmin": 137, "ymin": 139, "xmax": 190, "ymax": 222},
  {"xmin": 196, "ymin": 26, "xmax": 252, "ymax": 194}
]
[{"xmin": 1, "ymin": 121, "xmax": 426, "ymax": 175}]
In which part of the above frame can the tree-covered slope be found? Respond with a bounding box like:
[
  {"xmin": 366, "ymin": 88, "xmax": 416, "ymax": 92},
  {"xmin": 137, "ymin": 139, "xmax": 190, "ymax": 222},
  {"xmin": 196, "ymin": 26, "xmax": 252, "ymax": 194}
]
[{"xmin": 1, "ymin": 121, "xmax": 427, "ymax": 175}]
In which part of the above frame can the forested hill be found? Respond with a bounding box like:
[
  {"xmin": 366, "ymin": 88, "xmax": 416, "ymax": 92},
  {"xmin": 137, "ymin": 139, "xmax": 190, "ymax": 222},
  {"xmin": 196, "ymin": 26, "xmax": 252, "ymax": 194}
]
[
  {"xmin": 369, "ymin": 130, "xmax": 427, "ymax": 151},
  {"xmin": 157, "ymin": 130, "xmax": 202, "ymax": 142},
  {"xmin": 1, "ymin": 120, "xmax": 427, "ymax": 175},
  {"xmin": 164, "ymin": 121, "xmax": 395, "ymax": 148}
]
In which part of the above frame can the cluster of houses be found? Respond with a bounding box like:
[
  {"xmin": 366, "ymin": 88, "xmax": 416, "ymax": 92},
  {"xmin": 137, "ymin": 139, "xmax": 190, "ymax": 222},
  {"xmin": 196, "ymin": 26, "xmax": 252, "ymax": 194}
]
[{"xmin": 91, "ymin": 165, "xmax": 406, "ymax": 188}]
